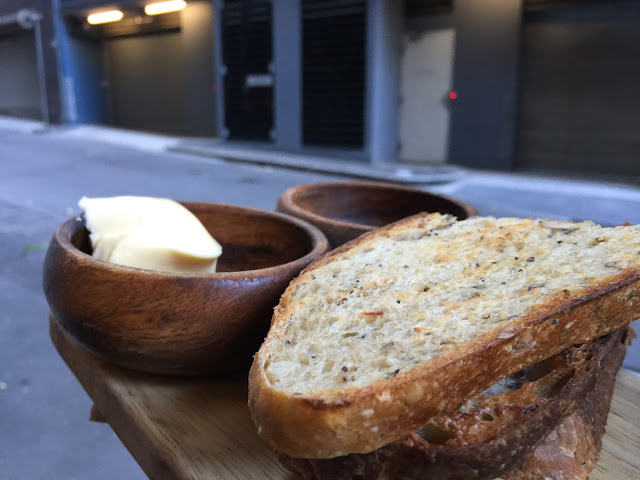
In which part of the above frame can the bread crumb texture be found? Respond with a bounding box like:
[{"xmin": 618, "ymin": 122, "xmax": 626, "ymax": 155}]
[{"xmin": 263, "ymin": 215, "xmax": 640, "ymax": 393}]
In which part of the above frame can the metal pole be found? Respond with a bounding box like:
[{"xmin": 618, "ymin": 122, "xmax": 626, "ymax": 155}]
[
  {"xmin": 32, "ymin": 17, "xmax": 50, "ymax": 123},
  {"xmin": 0, "ymin": 13, "xmax": 21, "ymax": 26}
]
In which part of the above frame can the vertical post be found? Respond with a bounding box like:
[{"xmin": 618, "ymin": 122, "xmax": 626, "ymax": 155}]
[
  {"xmin": 449, "ymin": 0, "xmax": 522, "ymax": 169},
  {"xmin": 272, "ymin": 0, "xmax": 302, "ymax": 150},
  {"xmin": 213, "ymin": 0, "xmax": 226, "ymax": 139},
  {"xmin": 366, "ymin": 0, "xmax": 403, "ymax": 165},
  {"xmin": 51, "ymin": 0, "xmax": 71, "ymax": 124},
  {"xmin": 33, "ymin": 18, "xmax": 50, "ymax": 123},
  {"xmin": 33, "ymin": 18, "xmax": 51, "ymax": 123}
]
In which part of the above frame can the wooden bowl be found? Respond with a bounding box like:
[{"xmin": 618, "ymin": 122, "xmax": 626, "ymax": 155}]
[
  {"xmin": 43, "ymin": 202, "xmax": 329, "ymax": 377},
  {"xmin": 277, "ymin": 181, "xmax": 478, "ymax": 247}
]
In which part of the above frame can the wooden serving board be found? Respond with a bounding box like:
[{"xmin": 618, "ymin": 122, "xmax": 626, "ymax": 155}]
[{"xmin": 50, "ymin": 316, "xmax": 640, "ymax": 480}]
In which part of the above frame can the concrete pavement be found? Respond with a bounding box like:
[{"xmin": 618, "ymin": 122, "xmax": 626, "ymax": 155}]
[
  {"xmin": 0, "ymin": 125, "xmax": 341, "ymax": 480},
  {"xmin": 1, "ymin": 119, "xmax": 640, "ymax": 479}
]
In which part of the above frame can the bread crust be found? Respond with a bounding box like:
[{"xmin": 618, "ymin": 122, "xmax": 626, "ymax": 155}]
[
  {"xmin": 501, "ymin": 327, "xmax": 631, "ymax": 480},
  {"xmin": 248, "ymin": 213, "xmax": 640, "ymax": 458},
  {"xmin": 276, "ymin": 327, "xmax": 629, "ymax": 479}
]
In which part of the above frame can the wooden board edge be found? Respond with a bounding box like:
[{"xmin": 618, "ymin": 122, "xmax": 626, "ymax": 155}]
[
  {"xmin": 50, "ymin": 315, "xmax": 180, "ymax": 480},
  {"xmin": 50, "ymin": 315, "xmax": 640, "ymax": 479}
]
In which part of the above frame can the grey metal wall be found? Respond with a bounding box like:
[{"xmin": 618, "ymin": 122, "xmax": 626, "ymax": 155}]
[
  {"xmin": 0, "ymin": 32, "xmax": 42, "ymax": 119},
  {"xmin": 517, "ymin": 18, "xmax": 640, "ymax": 175},
  {"xmin": 448, "ymin": 0, "xmax": 522, "ymax": 170},
  {"xmin": 104, "ymin": 1, "xmax": 216, "ymax": 136},
  {"xmin": 273, "ymin": 1, "xmax": 301, "ymax": 150},
  {"xmin": 182, "ymin": 1, "xmax": 217, "ymax": 136},
  {"xmin": 0, "ymin": 0, "xmax": 62, "ymax": 123},
  {"xmin": 105, "ymin": 32, "xmax": 187, "ymax": 134}
]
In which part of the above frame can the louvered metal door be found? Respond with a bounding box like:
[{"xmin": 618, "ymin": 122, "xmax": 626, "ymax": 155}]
[
  {"xmin": 302, "ymin": 0, "xmax": 367, "ymax": 148},
  {"xmin": 221, "ymin": 0, "xmax": 273, "ymax": 141}
]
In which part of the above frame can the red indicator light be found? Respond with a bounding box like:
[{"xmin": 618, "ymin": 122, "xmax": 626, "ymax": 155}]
[{"xmin": 448, "ymin": 91, "xmax": 458, "ymax": 100}]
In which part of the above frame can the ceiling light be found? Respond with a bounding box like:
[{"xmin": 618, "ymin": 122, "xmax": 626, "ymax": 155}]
[
  {"xmin": 145, "ymin": 0, "xmax": 186, "ymax": 16},
  {"xmin": 87, "ymin": 10, "xmax": 124, "ymax": 25}
]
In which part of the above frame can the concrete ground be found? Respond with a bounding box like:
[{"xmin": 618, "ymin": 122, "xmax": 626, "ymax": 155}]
[{"xmin": 1, "ymin": 117, "xmax": 640, "ymax": 479}]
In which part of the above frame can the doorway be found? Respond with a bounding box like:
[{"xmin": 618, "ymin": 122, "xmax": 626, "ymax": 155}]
[
  {"xmin": 398, "ymin": 28, "xmax": 455, "ymax": 164},
  {"xmin": 221, "ymin": 0, "xmax": 273, "ymax": 142}
]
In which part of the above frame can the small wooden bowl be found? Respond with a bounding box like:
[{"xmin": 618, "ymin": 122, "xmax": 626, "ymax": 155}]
[
  {"xmin": 277, "ymin": 181, "xmax": 479, "ymax": 247},
  {"xmin": 43, "ymin": 202, "xmax": 329, "ymax": 377}
]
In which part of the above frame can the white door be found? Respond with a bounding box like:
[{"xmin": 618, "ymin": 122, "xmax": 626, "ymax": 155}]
[{"xmin": 399, "ymin": 28, "xmax": 456, "ymax": 164}]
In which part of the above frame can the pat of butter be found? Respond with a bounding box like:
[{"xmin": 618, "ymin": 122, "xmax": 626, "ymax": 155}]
[{"xmin": 78, "ymin": 196, "xmax": 222, "ymax": 274}]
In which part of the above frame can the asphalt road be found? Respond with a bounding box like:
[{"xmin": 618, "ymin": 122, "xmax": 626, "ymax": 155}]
[{"xmin": 2, "ymin": 123, "xmax": 640, "ymax": 479}]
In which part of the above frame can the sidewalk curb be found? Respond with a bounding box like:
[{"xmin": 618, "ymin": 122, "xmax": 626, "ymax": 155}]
[{"xmin": 170, "ymin": 143, "xmax": 466, "ymax": 185}]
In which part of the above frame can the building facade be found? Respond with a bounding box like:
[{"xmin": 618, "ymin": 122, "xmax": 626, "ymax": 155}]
[
  {"xmin": 0, "ymin": 0, "xmax": 64, "ymax": 122},
  {"xmin": 1, "ymin": 0, "xmax": 639, "ymax": 175},
  {"xmin": 56, "ymin": 0, "xmax": 216, "ymax": 135}
]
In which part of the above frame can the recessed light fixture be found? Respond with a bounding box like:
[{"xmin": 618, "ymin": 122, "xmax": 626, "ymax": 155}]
[
  {"xmin": 145, "ymin": 0, "xmax": 187, "ymax": 16},
  {"xmin": 87, "ymin": 10, "xmax": 124, "ymax": 25}
]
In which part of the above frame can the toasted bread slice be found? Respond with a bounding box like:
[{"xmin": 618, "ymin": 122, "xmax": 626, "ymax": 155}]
[
  {"xmin": 278, "ymin": 327, "xmax": 631, "ymax": 480},
  {"xmin": 499, "ymin": 328, "xmax": 633, "ymax": 480},
  {"xmin": 249, "ymin": 214, "xmax": 640, "ymax": 458}
]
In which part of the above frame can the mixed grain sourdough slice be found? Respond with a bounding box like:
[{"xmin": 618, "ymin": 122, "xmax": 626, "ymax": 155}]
[
  {"xmin": 249, "ymin": 213, "xmax": 640, "ymax": 458},
  {"xmin": 277, "ymin": 327, "xmax": 632, "ymax": 479},
  {"xmin": 498, "ymin": 329, "xmax": 632, "ymax": 480}
]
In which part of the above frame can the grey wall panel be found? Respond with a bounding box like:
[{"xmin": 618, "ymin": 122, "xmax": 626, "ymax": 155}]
[
  {"xmin": 273, "ymin": 0, "xmax": 302, "ymax": 149},
  {"xmin": 103, "ymin": 1, "xmax": 215, "ymax": 136},
  {"xmin": 0, "ymin": 32, "xmax": 41, "ymax": 119},
  {"xmin": 367, "ymin": 0, "xmax": 403, "ymax": 165},
  {"xmin": 449, "ymin": 0, "xmax": 522, "ymax": 170},
  {"xmin": 105, "ymin": 32, "xmax": 187, "ymax": 134},
  {"xmin": 0, "ymin": 0, "xmax": 62, "ymax": 122},
  {"xmin": 517, "ymin": 19, "xmax": 640, "ymax": 175},
  {"xmin": 182, "ymin": 1, "xmax": 216, "ymax": 136}
]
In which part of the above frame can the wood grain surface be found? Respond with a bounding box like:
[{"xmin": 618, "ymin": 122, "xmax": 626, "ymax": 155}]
[{"xmin": 50, "ymin": 316, "xmax": 640, "ymax": 480}]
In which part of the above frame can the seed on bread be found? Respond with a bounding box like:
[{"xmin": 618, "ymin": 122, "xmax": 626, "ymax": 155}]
[
  {"xmin": 249, "ymin": 214, "xmax": 640, "ymax": 459},
  {"xmin": 276, "ymin": 328, "xmax": 629, "ymax": 477},
  {"xmin": 261, "ymin": 215, "xmax": 640, "ymax": 394}
]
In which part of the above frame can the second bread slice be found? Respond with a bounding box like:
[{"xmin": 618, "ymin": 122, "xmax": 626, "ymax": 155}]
[
  {"xmin": 277, "ymin": 327, "xmax": 632, "ymax": 479},
  {"xmin": 249, "ymin": 214, "xmax": 640, "ymax": 458}
]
